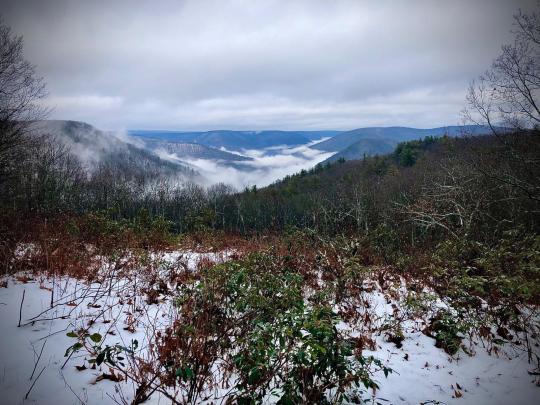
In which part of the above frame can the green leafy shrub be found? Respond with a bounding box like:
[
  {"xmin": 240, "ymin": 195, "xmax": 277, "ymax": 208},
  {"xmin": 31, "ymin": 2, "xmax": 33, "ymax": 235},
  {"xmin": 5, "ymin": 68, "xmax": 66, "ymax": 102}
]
[
  {"xmin": 430, "ymin": 230, "xmax": 540, "ymax": 306},
  {"xmin": 156, "ymin": 251, "xmax": 389, "ymax": 404},
  {"xmin": 133, "ymin": 209, "xmax": 173, "ymax": 247},
  {"xmin": 423, "ymin": 310, "xmax": 467, "ymax": 355},
  {"xmin": 65, "ymin": 329, "xmax": 138, "ymax": 369}
]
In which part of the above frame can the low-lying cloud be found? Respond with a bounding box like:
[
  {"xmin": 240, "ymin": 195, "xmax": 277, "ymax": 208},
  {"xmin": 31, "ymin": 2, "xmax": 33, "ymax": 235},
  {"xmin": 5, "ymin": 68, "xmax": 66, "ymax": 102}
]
[{"xmin": 158, "ymin": 143, "xmax": 335, "ymax": 189}]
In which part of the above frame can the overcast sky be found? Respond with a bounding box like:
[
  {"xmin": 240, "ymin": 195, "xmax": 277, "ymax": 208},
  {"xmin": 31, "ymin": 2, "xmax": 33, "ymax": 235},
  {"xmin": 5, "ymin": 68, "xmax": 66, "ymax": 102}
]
[{"xmin": 2, "ymin": 0, "xmax": 537, "ymax": 131}]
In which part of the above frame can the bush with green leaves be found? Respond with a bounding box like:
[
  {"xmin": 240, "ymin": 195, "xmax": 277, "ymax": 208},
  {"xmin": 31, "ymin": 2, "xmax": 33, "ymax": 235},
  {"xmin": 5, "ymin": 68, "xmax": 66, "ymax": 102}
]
[
  {"xmin": 65, "ymin": 329, "xmax": 138, "ymax": 369},
  {"xmin": 429, "ymin": 230, "xmax": 540, "ymax": 307},
  {"xmin": 156, "ymin": 251, "xmax": 389, "ymax": 404},
  {"xmin": 423, "ymin": 310, "xmax": 468, "ymax": 356},
  {"xmin": 412, "ymin": 230, "xmax": 540, "ymax": 353}
]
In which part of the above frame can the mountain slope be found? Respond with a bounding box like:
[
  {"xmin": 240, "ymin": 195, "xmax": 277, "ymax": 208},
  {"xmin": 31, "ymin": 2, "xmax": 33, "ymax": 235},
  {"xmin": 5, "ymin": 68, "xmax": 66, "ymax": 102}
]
[
  {"xmin": 34, "ymin": 120, "xmax": 197, "ymax": 179},
  {"xmin": 142, "ymin": 139, "xmax": 253, "ymax": 162},
  {"xmin": 312, "ymin": 125, "xmax": 492, "ymax": 153},
  {"xmin": 324, "ymin": 138, "xmax": 396, "ymax": 163}
]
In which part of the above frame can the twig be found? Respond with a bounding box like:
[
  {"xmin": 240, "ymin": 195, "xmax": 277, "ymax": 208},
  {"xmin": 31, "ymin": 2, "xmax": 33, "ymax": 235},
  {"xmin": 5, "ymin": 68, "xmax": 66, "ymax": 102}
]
[
  {"xmin": 30, "ymin": 340, "xmax": 47, "ymax": 380},
  {"xmin": 61, "ymin": 347, "xmax": 76, "ymax": 370},
  {"xmin": 24, "ymin": 282, "xmax": 92, "ymax": 322},
  {"xmin": 36, "ymin": 324, "xmax": 70, "ymax": 342},
  {"xmin": 24, "ymin": 365, "xmax": 45, "ymax": 400},
  {"xmin": 60, "ymin": 370, "xmax": 87, "ymax": 404},
  {"xmin": 18, "ymin": 289, "xmax": 25, "ymax": 327},
  {"xmin": 106, "ymin": 392, "xmax": 125, "ymax": 405}
]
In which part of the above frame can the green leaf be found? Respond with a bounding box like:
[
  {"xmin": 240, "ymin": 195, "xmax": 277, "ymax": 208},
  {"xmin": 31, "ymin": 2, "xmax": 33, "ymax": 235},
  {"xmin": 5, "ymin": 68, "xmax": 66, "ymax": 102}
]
[
  {"xmin": 65, "ymin": 342, "xmax": 83, "ymax": 357},
  {"xmin": 96, "ymin": 351, "xmax": 106, "ymax": 365},
  {"xmin": 89, "ymin": 333, "xmax": 102, "ymax": 343},
  {"xmin": 66, "ymin": 331, "xmax": 77, "ymax": 338}
]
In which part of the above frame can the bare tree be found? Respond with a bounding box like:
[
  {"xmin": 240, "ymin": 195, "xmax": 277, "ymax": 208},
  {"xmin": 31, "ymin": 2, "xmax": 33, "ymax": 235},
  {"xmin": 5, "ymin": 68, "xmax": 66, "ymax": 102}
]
[
  {"xmin": 463, "ymin": 7, "xmax": 540, "ymax": 203},
  {"xmin": 0, "ymin": 18, "xmax": 48, "ymax": 182},
  {"xmin": 464, "ymin": 8, "xmax": 540, "ymax": 130},
  {"xmin": 398, "ymin": 161, "xmax": 489, "ymax": 240}
]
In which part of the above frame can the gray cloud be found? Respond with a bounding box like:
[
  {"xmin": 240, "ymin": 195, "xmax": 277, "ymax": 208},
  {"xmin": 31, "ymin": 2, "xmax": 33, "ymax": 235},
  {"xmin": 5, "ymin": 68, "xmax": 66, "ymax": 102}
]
[{"xmin": 2, "ymin": 0, "xmax": 537, "ymax": 130}]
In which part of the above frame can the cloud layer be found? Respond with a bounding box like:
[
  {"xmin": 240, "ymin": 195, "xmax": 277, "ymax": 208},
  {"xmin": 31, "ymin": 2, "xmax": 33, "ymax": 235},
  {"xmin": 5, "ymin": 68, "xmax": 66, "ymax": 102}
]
[
  {"xmin": 3, "ymin": 0, "xmax": 537, "ymax": 130},
  {"xmin": 156, "ymin": 141, "xmax": 334, "ymax": 189}
]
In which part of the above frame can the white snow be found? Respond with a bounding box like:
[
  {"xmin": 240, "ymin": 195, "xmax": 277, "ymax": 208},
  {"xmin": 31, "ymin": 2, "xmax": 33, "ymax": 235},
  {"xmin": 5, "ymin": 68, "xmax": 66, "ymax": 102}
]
[
  {"xmin": 368, "ymin": 330, "xmax": 538, "ymax": 405},
  {"xmin": 0, "ymin": 251, "xmax": 538, "ymax": 404},
  {"xmin": 336, "ymin": 278, "xmax": 539, "ymax": 405}
]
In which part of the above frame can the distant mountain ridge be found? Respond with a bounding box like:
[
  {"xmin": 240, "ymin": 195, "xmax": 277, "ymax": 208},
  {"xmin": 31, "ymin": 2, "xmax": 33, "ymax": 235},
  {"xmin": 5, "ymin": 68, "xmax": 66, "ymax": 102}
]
[
  {"xmin": 128, "ymin": 130, "xmax": 341, "ymax": 150},
  {"xmin": 313, "ymin": 125, "xmax": 493, "ymax": 152},
  {"xmin": 313, "ymin": 125, "xmax": 494, "ymax": 163},
  {"xmin": 324, "ymin": 138, "xmax": 396, "ymax": 163},
  {"xmin": 32, "ymin": 121, "xmax": 499, "ymax": 187}
]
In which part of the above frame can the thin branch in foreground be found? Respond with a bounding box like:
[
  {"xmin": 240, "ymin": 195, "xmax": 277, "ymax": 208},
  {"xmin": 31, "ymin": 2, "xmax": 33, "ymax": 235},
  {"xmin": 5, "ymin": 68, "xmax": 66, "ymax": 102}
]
[
  {"xmin": 24, "ymin": 365, "xmax": 45, "ymax": 400},
  {"xmin": 60, "ymin": 370, "xmax": 87, "ymax": 404},
  {"xmin": 17, "ymin": 289, "xmax": 25, "ymax": 327},
  {"xmin": 30, "ymin": 339, "xmax": 46, "ymax": 380}
]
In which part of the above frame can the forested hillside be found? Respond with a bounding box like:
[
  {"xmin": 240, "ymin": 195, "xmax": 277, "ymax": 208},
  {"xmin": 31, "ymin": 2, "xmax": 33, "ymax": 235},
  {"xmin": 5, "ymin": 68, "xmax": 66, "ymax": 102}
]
[
  {"xmin": 209, "ymin": 133, "xmax": 540, "ymax": 236},
  {"xmin": 142, "ymin": 138, "xmax": 252, "ymax": 163},
  {"xmin": 36, "ymin": 120, "xmax": 196, "ymax": 175},
  {"xmin": 312, "ymin": 125, "xmax": 494, "ymax": 161}
]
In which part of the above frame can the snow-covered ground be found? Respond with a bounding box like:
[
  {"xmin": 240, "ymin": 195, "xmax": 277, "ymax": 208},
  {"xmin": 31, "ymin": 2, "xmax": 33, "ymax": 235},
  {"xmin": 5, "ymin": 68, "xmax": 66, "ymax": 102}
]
[
  {"xmin": 0, "ymin": 249, "xmax": 538, "ymax": 404},
  {"xmin": 337, "ymin": 280, "xmax": 540, "ymax": 405},
  {"xmin": 0, "ymin": 250, "xmax": 228, "ymax": 405},
  {"xmin": 369, "ymin": 330, "xmax": 538, "ymax": 405}
]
